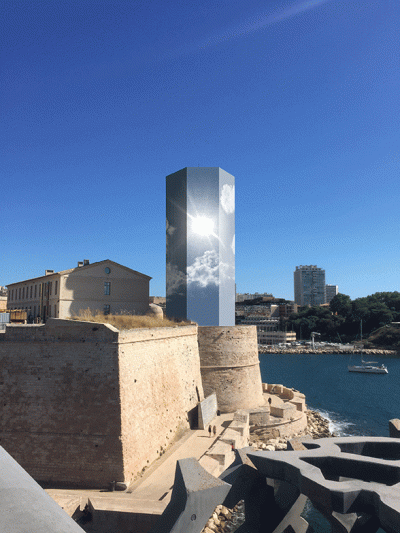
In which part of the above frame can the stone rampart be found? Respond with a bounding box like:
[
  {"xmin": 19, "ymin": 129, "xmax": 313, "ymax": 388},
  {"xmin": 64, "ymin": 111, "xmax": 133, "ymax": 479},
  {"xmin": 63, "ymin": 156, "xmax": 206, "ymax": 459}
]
[
  {"xmin": 0, "ymin": 319, "xmax": 203, "ymax": 488},
  {"xmin": 263, "ymin": 383, "xmax": 306, "ymax": 412},
  {"xmin": 198, "ymin": 326, "xmax": 264, "ymax": 413},
  {"xmin": 116, "ymin": 325, "xmax": 203, "ymax": 483}
]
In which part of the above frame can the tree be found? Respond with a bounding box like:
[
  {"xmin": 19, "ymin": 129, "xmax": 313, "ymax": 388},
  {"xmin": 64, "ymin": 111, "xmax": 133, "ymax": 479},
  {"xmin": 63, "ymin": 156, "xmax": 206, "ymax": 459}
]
[
  {"xmin": 287, "ymin": 305, "xmax": 343, "ymax": 341},
  {"xmin": 330, "ymin": 293, "xmax": 352, "ymax": 318}
]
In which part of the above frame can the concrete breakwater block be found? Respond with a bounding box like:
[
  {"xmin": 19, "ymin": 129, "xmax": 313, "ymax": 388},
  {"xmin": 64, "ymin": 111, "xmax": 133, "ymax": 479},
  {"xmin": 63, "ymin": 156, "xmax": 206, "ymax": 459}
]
[
  {"xmin": 206, "ymin": 441, "xmax": 236, "ymax": 470},
  {"xmin": 389, "ymin": 419, "xmax": 400, "ymax": 438},
  {"xmin": 219, "ymin": 411, "xmax": 249, "ymax": 450},
  {"xmin": 248, "ymin": 436, "xmax": 400, "ymax": 531},
  {"xmin": 197, "ymin": 393, "xmax": 218, "ymax": 430},
  {"xmin": 0, "ymin": 446, "xmax": 84, "ymax": 532},
  {"xmin": 149, "ymin": 458, "xmax": 231, "ymax": 533},
  {"xmin": 88, "ymin": 497, "xmax": 165, "ymax": 533}
]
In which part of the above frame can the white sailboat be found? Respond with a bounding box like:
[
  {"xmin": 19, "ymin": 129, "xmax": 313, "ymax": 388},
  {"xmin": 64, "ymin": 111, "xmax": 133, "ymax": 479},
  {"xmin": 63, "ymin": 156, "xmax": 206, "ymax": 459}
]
[{"xmin": 348, "ymin": 356, "xmax": 388, "ymax": 374}]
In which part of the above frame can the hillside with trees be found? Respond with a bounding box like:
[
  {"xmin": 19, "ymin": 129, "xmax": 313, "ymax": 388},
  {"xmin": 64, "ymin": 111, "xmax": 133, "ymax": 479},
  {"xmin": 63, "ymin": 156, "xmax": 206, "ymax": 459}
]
[{"xmin": 287, "ymin": 292, "xmax": 400, "ymax": 345}]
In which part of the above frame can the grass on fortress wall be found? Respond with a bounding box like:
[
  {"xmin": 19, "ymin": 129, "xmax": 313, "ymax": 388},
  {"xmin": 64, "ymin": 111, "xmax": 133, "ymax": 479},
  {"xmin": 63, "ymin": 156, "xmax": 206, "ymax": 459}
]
[{"xmin": 69, "ymin": 309, "xmax": 189, "ymax": 330}]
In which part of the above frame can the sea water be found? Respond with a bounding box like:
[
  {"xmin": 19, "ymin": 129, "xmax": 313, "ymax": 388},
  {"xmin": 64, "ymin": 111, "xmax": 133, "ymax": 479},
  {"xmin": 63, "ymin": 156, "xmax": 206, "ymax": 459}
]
[
  {"xmin": 258, "ymin": 352, "xmax": 400, "ymax": 532},
  {"xmin": 259, "ymin": 352, "xmax": 400, "ymax": 436}
]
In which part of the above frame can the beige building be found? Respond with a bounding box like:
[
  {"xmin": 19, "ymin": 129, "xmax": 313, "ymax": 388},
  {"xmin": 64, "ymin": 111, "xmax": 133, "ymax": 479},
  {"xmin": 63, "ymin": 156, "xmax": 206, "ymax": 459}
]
[
  {"xmin": 237, "ymin": 316, "xmax": 296, "ymax": 345},
  {"xmin": 258, "ymin": 329, "xmax": 296, "ymax": 345},
  {"xmin": 7, "ymin": 259, "xmax": 151, "ymax": 321}
]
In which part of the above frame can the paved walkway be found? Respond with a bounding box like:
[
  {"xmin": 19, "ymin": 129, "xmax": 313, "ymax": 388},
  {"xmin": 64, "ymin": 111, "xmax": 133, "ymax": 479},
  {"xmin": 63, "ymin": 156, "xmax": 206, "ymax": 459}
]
[
  {"xmin": 128, "ymin": 412, "xmax": 234, "ymax": 504},
  {"xmin": 46, "ymin": 412, "xmax": 234, "ymax": 522}
]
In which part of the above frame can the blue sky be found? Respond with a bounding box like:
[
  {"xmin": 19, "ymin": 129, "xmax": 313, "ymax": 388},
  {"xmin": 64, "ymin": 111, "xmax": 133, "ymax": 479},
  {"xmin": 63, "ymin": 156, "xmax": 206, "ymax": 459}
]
[{"xmin": 2, "ymin": 0, "xmax": 399, "ymax": 301}]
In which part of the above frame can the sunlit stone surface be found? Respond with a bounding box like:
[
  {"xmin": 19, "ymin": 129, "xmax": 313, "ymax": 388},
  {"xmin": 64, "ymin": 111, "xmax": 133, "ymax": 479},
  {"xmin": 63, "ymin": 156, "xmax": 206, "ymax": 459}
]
[{"xmin": 166, "ymin": 167, "xmax": 235, "ymax": 326}]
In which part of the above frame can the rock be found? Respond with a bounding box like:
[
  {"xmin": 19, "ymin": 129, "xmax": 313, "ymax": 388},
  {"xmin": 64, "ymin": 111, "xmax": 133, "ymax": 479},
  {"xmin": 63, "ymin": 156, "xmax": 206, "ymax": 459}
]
[
  {"xmin": 220, "ymin": 506, "xmax": 231, "ymax": 518},
  {"xmin": 265, "ymin": 445, "xmax": 275, "ymax": 451},
  {"xmin": 206, "ymin": 519, "xmax": 217, "ymax": 530},
  {"xmin": 212, "ymin": 512, "xmax": 221, "ymax": 526}
]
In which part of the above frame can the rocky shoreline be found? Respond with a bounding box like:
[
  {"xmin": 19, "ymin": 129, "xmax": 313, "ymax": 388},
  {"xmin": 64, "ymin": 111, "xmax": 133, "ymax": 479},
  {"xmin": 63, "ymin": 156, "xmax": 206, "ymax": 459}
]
[
  {"xmin": 201, "ymin": 410, "xmax": 331, "ymax": 532},
  {"xmin": 249, "ymin": 409, "xmax": 332, "ymax": 451},
  {"xmin": 259, "ymin": 346, "xmax": 397, "ymax": 355}
]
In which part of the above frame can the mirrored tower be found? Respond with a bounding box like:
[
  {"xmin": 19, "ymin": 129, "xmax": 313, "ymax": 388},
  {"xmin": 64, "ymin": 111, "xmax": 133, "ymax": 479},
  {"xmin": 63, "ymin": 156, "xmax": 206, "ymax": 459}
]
[{"xmin": 166, "ymin": 167, "xmax": 235, "ymax": 326}]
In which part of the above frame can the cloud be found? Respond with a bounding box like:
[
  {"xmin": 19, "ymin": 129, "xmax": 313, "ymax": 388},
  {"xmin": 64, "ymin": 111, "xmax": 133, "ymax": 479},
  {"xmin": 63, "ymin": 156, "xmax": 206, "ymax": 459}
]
[
  {"xmin": 166, "ymin": 219, "xmax": 176, "ymax": 236},
  {"xmin": 219, "ymin": 260, "xmax": 235, "ymax": 283},
  {"xmin": 199, "ymin": 0, "xmax": 333, "ymax": 49},
  {"xmin": 166, "ymin": 219, "xmax": 177, "ymax": 249},
  {"xmin": 187, "ymin": 250, "xmax": 234, "ymax": 287},
  {"xmin": 220, "ymin": 184, "xmax": 235, "ymax": 214},
  {"xmin": 231, "ymin": 234, "xmax": 235, "ymax": 255},
  {"xmin": 187, "ymin": 250, "xmax": 219, "ymax": 287},
  {"xmin": 166, "ymin": 263, "xmax": 186, "ymax": 296}
]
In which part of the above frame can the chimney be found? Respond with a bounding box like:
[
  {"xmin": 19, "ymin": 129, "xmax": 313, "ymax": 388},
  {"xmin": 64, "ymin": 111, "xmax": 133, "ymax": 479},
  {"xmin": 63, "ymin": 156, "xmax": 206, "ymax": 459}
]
[
  {"xmin": 45, "ymin": 270, "xmax": 54, "ymax": 276},
  {"xmin": 83, "ymin": 259, "xmax": 90, "ymax": 266},
  {"xmin": 77, "ymin": 262, "xmax": 83, "ymax": 267}
]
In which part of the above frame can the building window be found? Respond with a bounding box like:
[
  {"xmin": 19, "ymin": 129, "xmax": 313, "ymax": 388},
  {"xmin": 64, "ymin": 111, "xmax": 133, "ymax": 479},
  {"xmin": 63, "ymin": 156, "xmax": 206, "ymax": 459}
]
[
  {"xmin": 49, "ymin": 282, "xmax": 52, "ymax": 296},
  {"xmin": 33, "ymin": 306, "xmax": 36, "ymax": 317},
  {"xmin": 104, "ymin": 304, "xmax": 110, "ymax": 315},
  {"xmin": 30, "ymin": 286, "xmax": 33, "ymax": 298},
  {"xmin": 55, "ymin": 280, "xmax": 58, "ymax": 295},
  {"xmin": 19, "ymin": 288, "xmax": 21, "ymax": 300},
  {"xmin": 34, "ymin": 285, "xmax": 37, "ymax": 298},
  {"xmin": 48, "ymin": 305, "xmax": 51, "ymax": 317},
  {"xmin": 104, "ymin": 282, "xmax": 111, "ymax": 295}
]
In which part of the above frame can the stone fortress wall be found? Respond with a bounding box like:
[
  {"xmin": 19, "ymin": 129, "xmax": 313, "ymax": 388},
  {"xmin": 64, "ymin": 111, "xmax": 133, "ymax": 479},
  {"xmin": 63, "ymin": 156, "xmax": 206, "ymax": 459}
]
[
  {"xmin": 0, "ymin": 319, "xmax": 306, "ymax": 491},
  {"xmin": 0, "ymin": 319, "xmax": 203, "ymax": 488},
  {"xmin": 198, "ymin": 326, "xmax": 265, "ymax": 413}
]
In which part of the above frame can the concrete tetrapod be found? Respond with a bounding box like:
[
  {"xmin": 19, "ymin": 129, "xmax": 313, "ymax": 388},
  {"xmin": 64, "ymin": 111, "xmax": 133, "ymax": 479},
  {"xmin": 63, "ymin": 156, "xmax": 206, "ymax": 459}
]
[
  {"xmin": 249, "ymin": 436, "xmax": 400, "ymax": 533},
  {"xmin": 0, "ymin": 446, "xmax": 84, "ymax": 533},
  {"xmin": 149, "ymin": 457, "xmax": 231, "ymax": 533},
  {"xmin": 219, "ymin": 448, "xmax": 311, "ymax": 533}
]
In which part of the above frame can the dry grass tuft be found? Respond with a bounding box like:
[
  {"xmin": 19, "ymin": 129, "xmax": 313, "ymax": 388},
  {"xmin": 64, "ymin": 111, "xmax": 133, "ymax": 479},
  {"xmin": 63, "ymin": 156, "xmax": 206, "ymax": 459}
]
[{"xmin": 68, "ymin": 308, "xmax": 189, "ymax": 330}]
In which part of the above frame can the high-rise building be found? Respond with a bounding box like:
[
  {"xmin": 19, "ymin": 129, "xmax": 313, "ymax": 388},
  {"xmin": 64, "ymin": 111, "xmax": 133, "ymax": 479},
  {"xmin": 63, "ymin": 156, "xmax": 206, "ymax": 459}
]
[
  {"xmin": 326, "ymin": 284, "xmax": 338, "ymax": 303},
  {"xmin": 294, "ymin": 265, "xmax": 326, "ymax": 306},
  {"xmin": 166, "ymin": 167, "xmax": 235, "ymax": 326}
]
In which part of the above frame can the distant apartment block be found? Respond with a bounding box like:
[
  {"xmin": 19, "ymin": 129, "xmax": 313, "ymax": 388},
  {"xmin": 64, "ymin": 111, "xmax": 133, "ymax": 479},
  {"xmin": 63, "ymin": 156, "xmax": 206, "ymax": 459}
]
[
  {"xmin": 238, "ymin": 316, "xmax": 280, "ymax": 328},
  {"xmin": 278, "ymin": 302, "xmax": 298, "ymax": 318},
  {"xmin": 236, "ymin": 292, "xmax": 274, "ymax": 302},
  {"xmin": 7, "ymin": 259, "xmax": 151, "ymax": 322},
  {"xmin": 326, "ymin": 284, "xmax": 339, "ymax": 303},
  {"xmin": 294, "ymin": 265, "xmax": 326, "ymax": 306},
  {"xmin": 235, "ymin": 299, "xmax": 298, "ymax": 324}
]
